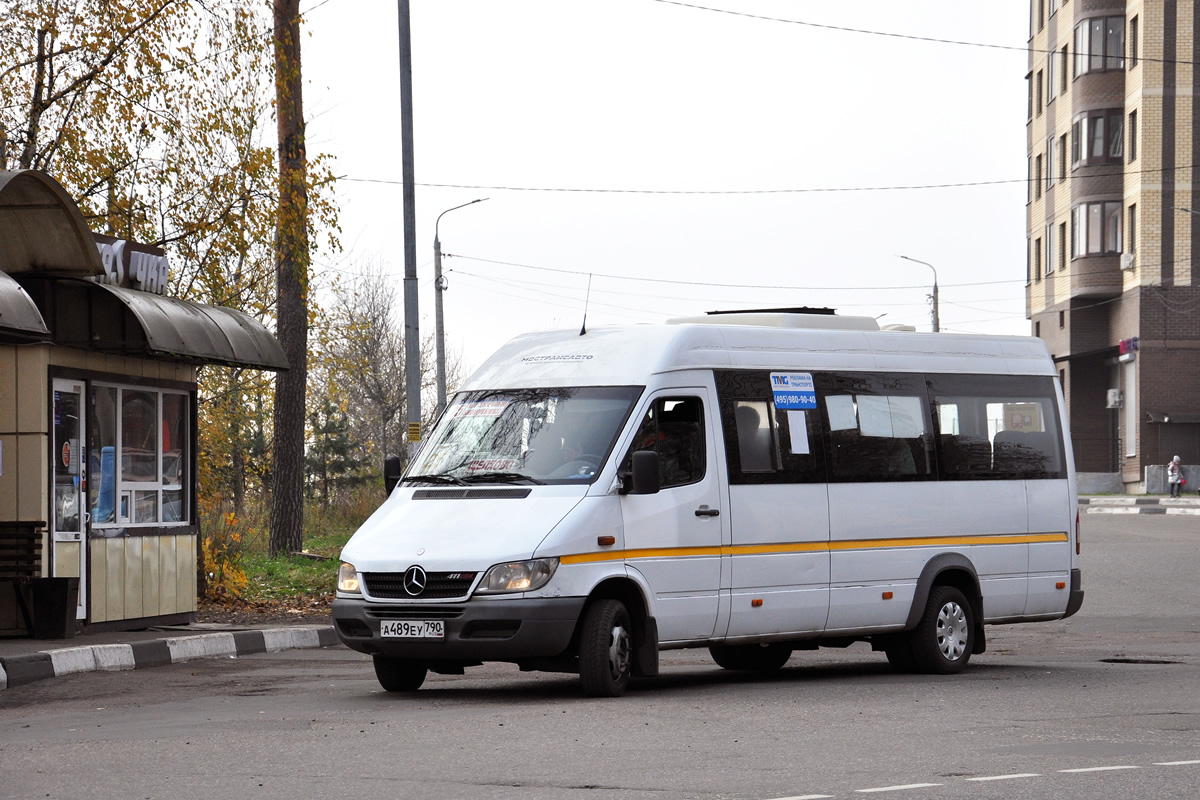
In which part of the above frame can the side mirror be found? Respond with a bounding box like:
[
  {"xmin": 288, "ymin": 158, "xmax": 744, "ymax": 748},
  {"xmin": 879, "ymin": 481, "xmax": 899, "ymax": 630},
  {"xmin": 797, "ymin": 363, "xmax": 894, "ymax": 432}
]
[
  {"xmin": 629, "ymin": 450, "xmax": 661, "ymax": 495},
  {"xmin": 383, "ymin": 454, "xmax": 403, "ymax": 496}
]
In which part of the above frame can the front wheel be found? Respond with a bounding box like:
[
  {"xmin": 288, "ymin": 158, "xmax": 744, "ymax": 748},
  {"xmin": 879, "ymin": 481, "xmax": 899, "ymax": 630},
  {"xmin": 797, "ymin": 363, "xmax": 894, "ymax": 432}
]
[
  {"xmin": 579, "ymin": 599, "xmax": 633, "ymax": 697},
  {"xmin": 909, "ymin": 585, "xmax": 974, "ymax": 674},
  {"xmin": 708, "ymin": 643, "xmax": 792, "ymax": 672},
  {"xmin": 373, "ymin": 656, "xmax": 428, "ymax": 692}
]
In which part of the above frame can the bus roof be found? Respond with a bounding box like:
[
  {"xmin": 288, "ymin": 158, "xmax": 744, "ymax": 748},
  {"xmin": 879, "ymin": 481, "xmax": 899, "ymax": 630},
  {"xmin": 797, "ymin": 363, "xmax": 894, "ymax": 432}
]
[{"xmin": 462, "ymin": 316, "xmax": 1054, "ymax": 391}]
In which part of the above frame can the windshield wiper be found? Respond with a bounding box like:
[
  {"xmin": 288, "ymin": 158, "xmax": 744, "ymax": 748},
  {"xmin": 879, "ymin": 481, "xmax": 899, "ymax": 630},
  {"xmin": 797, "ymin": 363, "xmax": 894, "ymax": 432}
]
[
  {"xmin": 460, "ymin": 471, "xmax": 546, "ymax": 486},
  {"xmin": 401, "ymin": 472, "xmax": 469, "ymax": 486}
]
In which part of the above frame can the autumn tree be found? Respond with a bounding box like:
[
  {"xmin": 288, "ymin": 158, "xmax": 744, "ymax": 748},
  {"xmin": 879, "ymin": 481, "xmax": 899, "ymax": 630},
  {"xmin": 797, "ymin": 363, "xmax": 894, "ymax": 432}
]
[
  {"xmin": 313, "ymin": 265, "xmax": 463, "ymax": 482},
  {"xmin": 0, "ymin": 0, "xmax": 339, "ymax": 527}
]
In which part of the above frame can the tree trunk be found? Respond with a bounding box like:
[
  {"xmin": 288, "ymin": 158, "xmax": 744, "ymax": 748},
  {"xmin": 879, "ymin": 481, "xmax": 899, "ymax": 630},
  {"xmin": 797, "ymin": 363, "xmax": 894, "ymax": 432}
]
[{"xmin": 269, "ymin": 0, "xmax": 309, "ymax": 557}]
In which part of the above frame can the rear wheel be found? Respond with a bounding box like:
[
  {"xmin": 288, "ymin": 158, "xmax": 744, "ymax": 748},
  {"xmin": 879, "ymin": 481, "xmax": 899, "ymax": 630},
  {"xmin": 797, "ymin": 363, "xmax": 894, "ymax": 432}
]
[
  {"xmin": 708, "ymin": 643, "xmax": 792, "ymax": 672},
  {"xmin": 373, "ymin": 656, "xmax": 428, "ymax": 692},
  {"xmin": 909, "ymin": 585, "xmax": 974, "ymax": 674},
  {"xmin": 579, "ymin": 599, "xmax": 633, "ymax": 697}
]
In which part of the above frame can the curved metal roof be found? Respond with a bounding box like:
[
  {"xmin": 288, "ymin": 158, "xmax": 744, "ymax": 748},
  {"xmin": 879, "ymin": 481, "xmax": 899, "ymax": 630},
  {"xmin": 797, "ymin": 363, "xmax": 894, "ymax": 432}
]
[
  {"xmin": 91, "ymin": 282, "xmax": 290, "ymax": 371},
  {"xmin": 0, "ymin": 170, "xmax": 105, "ymax": 278},
  {"xmin": 0, "ymin": 268, "xmax": 49, "ymax": 343}
]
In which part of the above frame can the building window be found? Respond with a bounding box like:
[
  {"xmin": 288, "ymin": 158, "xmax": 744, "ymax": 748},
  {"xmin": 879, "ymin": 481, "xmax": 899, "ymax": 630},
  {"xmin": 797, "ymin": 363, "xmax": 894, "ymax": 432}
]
[
  {"xmin": 1027, "ymin": 238, "xmax": 1033, "ymax": 284},
  {"xmin": 1036, "ymin": 70, "xmax": 1044, "ymax": 115},
  {"xmin": 1047, "ymin": 55, "xmax": 1057, "ymax": 103},
  {"xmin": 88, "ymin": 384, "xmax": 191, "ymax": 527},
  {"xmin": 1128, "ymin": 203, "xmax": 1137, "ymax": 254},
  {"xmin": 1035, "ymin": 155, "xmax": 1043, "ymax": 199},
  {"xmin": 1046, "ymin": 140, "xmax": 1056, "ymax": 189},
  {"xmin": 1059, "ymin": 221, "xmax": 1067, "ymax": 270},
  {"xmin": 1035, "ymin": 321, "xmax": 1041, "ymax": 337},
  {"xmin": 1075, "ymin": 17, "xmax": 1125, "ymax": 75},
  {"xmin": 1027, "ymin": 157, "xmax": 1033, "ymax": 203},
  {"xmin": 1071, "ymin": 109, "xmax": 1124, "ymax": 167},
  {"xmin": 1035, "ymin": 237, "xmax": 1043, "ymax": 279},
  {"xmin": 1045, "ymin": 225, "xmax": 1055, "ymax": 275},
  {"xmin": 1061, "ymin": 46, "xmax": 1069, "ymax": 92},
  {"xmin": 1130, "ymin": 15, "xmax": 1139, "ymax": 67},
  {"xmin": 1072, "ymin": 201, "xmax": 1123, "ymax": 255},
  {"xmin": 1059, "ymin": 310, "xmax": 1065, "ymax": 329},
  {"xmin": 1128, "ymin": 109, "xmax": 1137, "ymax": 162},
  {"xmin": 1058, "ymin": 134, "xmax": 1067, "ymax": 181},
  {"xmin": 1038, "ymin": 0, "xmax": 1045, "ymax": 31},
  {"xmin": 1050, "ymin": 0, "xmax": 1058, "ymax": 17},
  {"xmin": 1027, "ymin": 73, "xmax": 1033, "ymax": 120}
]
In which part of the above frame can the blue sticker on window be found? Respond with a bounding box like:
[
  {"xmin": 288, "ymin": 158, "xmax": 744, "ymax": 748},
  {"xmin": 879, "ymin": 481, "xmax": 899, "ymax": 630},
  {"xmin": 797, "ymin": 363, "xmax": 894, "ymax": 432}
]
[{"xmin": 770, "ymin": 372, "xmax": 817, "ymax": 410}]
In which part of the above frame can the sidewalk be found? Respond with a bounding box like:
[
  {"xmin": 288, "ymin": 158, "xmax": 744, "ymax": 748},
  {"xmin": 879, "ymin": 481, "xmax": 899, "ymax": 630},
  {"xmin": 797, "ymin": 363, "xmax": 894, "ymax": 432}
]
[
  {"xmin": 1080, "ymin": 494, "xmax": 1200, "ymax": 514},
  {"xmin": 0, "ymin": 621, "xmax": 338, "ymax": 691}
]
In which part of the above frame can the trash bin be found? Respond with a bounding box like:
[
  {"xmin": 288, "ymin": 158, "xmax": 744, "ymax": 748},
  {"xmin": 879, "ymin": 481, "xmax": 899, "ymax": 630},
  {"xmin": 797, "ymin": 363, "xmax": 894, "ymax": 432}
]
[{"xmin": 31, "ymin": 577, "xmax": 79, "ymax": 640}]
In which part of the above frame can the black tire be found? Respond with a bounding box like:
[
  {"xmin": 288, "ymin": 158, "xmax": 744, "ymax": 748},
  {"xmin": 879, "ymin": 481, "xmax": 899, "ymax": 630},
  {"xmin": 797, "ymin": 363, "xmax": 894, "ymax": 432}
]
[
  {"xmin": 708, "ymin": 643, "xmax": 792, "ymax": 672},
  {"xmin": 909, "ymin": 585, "xmax": 974, "ymax": 675},
  {"xmin": 579, "ymin": 599, "xmax": 633, "ymax": 697},
  {"xmin": 883, "ymin": 638, "xmax": 917, "ymax": 673},
  {"xmin": 373, "ymin": 656, "xmax": 428, "ymax": 692}
]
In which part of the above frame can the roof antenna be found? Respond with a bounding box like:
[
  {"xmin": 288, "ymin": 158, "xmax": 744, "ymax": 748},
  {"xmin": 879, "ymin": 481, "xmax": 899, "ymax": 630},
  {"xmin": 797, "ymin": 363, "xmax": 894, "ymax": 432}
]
[{"xmin": 579, "ymin": 273, "xmax": 592, "ymax": 335}]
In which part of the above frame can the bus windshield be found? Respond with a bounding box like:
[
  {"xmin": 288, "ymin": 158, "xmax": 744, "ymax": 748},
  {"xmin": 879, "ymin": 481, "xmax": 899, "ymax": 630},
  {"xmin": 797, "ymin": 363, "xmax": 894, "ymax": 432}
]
[{"xmin": 407, "ymin": 386, "xmax": 642, "ymax": 485}]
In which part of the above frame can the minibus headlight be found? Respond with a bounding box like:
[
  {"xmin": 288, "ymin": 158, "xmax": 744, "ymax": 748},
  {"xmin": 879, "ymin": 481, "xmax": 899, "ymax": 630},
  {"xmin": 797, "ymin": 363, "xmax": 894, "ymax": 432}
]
[
  {"xmin": 475, "ymin": 558, "xmax": 559, "ymax": 594},
  {"xmin": 338, "ymin": 562, "xmax": 361, "ymax": 593}
]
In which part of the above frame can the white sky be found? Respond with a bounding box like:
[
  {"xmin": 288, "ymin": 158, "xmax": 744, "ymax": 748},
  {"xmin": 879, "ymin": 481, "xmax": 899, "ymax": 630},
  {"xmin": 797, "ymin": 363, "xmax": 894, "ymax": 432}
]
[{"xmin": 303, "ymin": 1, "xmax": 1031, "ymax": 375}]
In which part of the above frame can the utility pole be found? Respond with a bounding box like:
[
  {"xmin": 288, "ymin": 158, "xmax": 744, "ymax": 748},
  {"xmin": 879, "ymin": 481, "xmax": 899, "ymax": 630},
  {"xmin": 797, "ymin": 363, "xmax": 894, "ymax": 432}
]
[
  {"xmin": 433, "ymin": 198, "xmax": 487, "ymax": 413},
  {"xmin": 899, "ymin": 255, "xmax": 940, "ymax": 333},
  {"xmin": 398, "ymin": 0, "xmax": 421, "ymax": 456}
]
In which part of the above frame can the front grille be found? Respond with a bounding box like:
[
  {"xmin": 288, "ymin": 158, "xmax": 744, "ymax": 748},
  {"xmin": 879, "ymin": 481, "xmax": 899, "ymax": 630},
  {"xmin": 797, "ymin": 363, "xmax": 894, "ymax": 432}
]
[
  {"xmin": 363, "ymin": 571, "xmax": 477, "ymax": 599},
  {"xmin": 365, "ymin": 607, "xmax": 464, "ymax": 620}
]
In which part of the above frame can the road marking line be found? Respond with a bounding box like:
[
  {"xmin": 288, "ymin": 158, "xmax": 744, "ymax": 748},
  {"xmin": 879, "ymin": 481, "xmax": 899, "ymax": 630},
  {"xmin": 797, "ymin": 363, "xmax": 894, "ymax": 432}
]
[
  {"xmin": 1058, "ymin": 766, "xmax": 1140, "ymax": 773},
  {"xmin": 966, "ymin": 773, "xmax": 1042, "ymax": 781},
  {"xmin": 855, "ymin": 785, "xmax": 943, "ymax": 793},
  {"xmin": 1155, "ymin": 760, "xmax": 1200, "ymax": 766},
  {"xmin": 765, "ymin": 796, "xmax": 834, "ymax": 800}
]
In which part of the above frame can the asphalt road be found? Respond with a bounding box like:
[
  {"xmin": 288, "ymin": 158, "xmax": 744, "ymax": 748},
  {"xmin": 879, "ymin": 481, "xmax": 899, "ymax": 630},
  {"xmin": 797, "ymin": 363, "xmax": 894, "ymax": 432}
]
[{"xmin": 2, "ymin": 512, "xmax": 1198, "ymax": 800}]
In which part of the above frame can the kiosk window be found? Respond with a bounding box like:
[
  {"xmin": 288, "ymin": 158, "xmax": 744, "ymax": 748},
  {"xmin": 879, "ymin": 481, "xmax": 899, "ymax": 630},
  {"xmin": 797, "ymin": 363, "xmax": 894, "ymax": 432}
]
[
  {"xmin": 89, "ymin": 384, "xmax": 191, "ymax": 527},
  {"xmin": 621, "ymin": 397, "xmax": 705, "ymax": 488}
]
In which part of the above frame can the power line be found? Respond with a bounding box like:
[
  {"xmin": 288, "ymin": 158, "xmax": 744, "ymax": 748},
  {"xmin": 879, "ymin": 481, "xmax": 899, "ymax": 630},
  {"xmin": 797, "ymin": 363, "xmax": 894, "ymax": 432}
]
[
  {"xmin": 446, "ymin": 253, "xmax": 1024, "ymax": 292},
  {"xmin": 651, "ymin": 0, "xmax": 1194, "ymax": 68},
  {"xmin": 338, "ymin": 162, "xmax": 1197, "ymax": 197}
]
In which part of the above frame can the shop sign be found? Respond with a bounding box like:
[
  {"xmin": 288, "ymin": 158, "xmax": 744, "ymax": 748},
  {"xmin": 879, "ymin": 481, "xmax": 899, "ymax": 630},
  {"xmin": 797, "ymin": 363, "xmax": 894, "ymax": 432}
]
[
  {"xmin": 1119, "ymin": 336, "xmax": 1139, "ymax": 354},
  {"xmin": 93, "ymin": 234, "xmax": 170, "ymax": 295}
]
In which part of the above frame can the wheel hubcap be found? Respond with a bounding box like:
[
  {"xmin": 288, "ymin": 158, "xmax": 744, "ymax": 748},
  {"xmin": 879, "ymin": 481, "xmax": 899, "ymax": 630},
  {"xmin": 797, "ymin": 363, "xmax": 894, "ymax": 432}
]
[
  {"xmin": 936, "ymin": 601, "xmax": 969, "ymax": 661},
  {"xmin": 608, "ymin": 624, "xmax": 631, "ymax": 680}
]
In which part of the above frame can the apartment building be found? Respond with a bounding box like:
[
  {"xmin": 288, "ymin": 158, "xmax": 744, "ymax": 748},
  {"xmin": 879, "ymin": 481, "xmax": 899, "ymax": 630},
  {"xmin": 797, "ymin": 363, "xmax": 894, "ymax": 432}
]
[{"xmin": 1027, "ymin": 0, "xmax": 1200, "ymax": 488}]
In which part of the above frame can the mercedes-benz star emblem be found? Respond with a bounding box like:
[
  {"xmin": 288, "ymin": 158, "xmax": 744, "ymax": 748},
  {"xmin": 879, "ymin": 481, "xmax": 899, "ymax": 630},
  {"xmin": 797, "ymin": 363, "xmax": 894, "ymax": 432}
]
[{"xmin": 403, "ymin": 566, "xmax": 428, "ymax": 597}]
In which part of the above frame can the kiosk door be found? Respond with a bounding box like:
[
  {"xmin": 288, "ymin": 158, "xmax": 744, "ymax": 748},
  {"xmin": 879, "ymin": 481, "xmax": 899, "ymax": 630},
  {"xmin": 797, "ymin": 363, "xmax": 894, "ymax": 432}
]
[{"xmin": 51, "ymin": 378, "xmax": 87, "ymax": 619}]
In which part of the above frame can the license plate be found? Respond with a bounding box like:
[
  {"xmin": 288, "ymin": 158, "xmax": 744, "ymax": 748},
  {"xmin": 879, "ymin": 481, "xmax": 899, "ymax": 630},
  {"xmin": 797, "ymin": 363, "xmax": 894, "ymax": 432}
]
[{"xmin": 380, "ymin": 619, "xmax": 444, "ymax": 639}]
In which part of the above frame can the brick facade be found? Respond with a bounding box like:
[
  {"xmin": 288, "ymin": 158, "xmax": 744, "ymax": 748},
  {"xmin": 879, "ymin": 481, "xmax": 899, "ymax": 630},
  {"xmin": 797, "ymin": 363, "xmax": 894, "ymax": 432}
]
[{"xmin": 1026, "ymin": 0, "xmax": 1200, "ymax": 486}]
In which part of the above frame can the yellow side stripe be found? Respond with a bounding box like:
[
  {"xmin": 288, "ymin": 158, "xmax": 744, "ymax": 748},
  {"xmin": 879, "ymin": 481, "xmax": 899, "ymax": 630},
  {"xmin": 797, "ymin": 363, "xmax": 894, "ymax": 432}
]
[{"xmin": 559, "ymin": 532, "xmax": 1068, "ymax": 565}]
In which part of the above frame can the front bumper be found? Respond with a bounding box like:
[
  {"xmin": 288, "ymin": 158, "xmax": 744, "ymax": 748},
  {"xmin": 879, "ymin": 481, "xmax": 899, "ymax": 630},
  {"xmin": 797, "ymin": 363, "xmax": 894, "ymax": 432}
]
[{"xmin": 332, "ymin": 596, "xmax": 587, "ymax": 661}]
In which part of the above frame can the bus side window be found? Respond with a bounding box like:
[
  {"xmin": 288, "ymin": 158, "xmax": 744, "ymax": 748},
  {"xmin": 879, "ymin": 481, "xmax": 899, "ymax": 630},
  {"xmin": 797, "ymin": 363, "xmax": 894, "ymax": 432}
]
[
  {"xmin": 620, "ymin": 397, "xmax": 706, "ymax": 488},
  {"xmin": 734, "ymin": 401, "xmax": 775, "ymax": 472}
]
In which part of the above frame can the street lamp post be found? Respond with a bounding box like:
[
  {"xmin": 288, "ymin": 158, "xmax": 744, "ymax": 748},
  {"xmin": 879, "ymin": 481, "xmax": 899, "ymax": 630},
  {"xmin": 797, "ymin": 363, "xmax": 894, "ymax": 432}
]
[
  {"xmin": 433, "ymin": 198, "xmax": 487, "ymax": 413},
  {"xmin": 899, "ymin": 255, "xmax": 940, "ymax": 333}
]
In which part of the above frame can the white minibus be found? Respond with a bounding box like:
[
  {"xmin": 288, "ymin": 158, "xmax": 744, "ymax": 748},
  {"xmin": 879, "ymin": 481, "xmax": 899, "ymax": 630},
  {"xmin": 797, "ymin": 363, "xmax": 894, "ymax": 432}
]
[{"xmin": 333, "ymin": 312, "xmax": 1083, "ymax": 696}]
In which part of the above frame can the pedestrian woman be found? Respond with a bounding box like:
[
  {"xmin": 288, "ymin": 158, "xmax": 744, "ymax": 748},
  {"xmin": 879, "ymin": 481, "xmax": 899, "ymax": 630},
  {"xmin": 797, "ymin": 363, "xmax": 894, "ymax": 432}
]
[{"xmin": 1168, "ymin": 455, "xmax": 1184, "ymax": 498}]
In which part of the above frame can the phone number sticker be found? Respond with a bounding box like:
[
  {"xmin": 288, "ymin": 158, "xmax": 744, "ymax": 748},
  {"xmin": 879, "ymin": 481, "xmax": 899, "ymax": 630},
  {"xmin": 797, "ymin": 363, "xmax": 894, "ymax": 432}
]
[{"xmin": 770, "ymin": 372, "xmax": 817, "ymax": 409}]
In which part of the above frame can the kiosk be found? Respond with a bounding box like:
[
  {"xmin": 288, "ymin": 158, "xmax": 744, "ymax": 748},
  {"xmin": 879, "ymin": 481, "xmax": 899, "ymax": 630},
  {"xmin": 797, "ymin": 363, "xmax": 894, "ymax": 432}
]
[{"xmin": 0, "ymin": 170, "xmax": 287, "ymax": 635}]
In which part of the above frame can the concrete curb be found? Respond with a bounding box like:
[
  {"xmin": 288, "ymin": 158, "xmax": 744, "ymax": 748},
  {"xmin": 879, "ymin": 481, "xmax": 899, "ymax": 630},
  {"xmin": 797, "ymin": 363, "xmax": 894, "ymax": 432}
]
[
  {"xmin": 0, "ymin": 625, "xmax": 338, "ymax": 691},
  {"xmin": 1080, "ymin": 497, "xmax": 1200, "ymax": 515}
]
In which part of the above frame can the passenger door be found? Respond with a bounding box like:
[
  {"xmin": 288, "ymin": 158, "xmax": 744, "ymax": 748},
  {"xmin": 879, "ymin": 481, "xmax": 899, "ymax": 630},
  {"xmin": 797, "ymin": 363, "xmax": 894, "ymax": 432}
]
[{"xmin": 620, "ymin": 388, "xmax": 725, "ymax": 644}]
